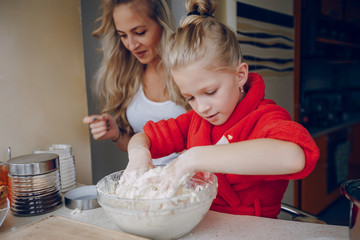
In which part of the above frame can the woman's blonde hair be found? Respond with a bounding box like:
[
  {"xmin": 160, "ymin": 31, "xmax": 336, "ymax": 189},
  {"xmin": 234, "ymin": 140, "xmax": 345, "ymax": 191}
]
[
  {"xmin": 92, "ymin": 0, "xmax": 187, "ymax": 135},
  {"xmin": 164, "ymin": 0, "xmax": 242, "ymax": 73}
]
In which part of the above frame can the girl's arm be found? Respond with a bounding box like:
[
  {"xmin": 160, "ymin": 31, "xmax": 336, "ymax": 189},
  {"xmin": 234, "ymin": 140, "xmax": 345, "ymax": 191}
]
[
  {"xmin": 126, "ymin": 132, "xmax": 154, "ymax": 172},
  {"xmin": 160, "ymin": 138, "xmax": 305, "ymax": 195},
  {"xmin": 184, "ymin": 138, "xmax": 305, "ymax": 175},
  {"xmin": 117, "ymin": 132, "xmax": 154, "ymax": 186}
]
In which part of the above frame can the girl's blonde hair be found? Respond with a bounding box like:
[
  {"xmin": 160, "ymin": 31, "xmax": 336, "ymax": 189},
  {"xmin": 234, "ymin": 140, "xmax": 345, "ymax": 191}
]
[
  {"xmin": 164, "ymin": 0, "xmax": 243, "ymax": 73},
  {"xmin": 92, "ymin": 0, "xmax": 187, "ymax": 135}
]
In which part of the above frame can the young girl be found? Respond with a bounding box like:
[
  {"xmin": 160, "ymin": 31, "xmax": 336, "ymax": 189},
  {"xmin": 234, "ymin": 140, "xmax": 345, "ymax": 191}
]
[
  {"xmin": 82, "ymin": 0, "xmax": 189, "ymax": 166},
  {"xmin": 125, "ymin": 0, "xmax": 319, "ymax": 218}
]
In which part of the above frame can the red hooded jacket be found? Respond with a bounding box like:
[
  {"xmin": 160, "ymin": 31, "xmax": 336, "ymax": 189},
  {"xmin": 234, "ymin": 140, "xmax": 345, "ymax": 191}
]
[{"xmin": 144, "ymin": 73, "xmax": 319, "ymax": 218}]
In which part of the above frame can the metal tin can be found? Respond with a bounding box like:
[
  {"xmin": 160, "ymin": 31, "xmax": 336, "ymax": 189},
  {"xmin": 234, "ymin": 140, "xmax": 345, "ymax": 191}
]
[{"xmin": 7, "ymin": 153, "xmax": 62, "ymax": 216}]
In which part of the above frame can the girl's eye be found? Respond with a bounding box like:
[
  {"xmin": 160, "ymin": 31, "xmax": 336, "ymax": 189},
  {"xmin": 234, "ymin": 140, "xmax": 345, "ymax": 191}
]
[
  {"xmin": 206, "ymin": 90, "xmax": 217, "ymax": 95},
  {"xmin": 186, "ymin": 96, "xmax": 194, "ymax": 102}
]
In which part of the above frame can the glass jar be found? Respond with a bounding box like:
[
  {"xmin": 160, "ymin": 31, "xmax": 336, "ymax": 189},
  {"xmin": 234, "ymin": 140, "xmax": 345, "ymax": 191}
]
[
  {"xmin": 7, "ymin": 153, "xmax": 62, "ymax": 216},
  {"xmin": 0, "ymin": 162, "xmax": 8, "ymax": 186}
]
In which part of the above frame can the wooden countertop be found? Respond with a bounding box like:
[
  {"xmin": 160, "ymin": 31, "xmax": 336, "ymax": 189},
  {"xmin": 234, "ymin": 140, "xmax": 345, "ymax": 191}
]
[{"xmin": 0, "ymin": 203, "xmax": 349, "ymax": 239}]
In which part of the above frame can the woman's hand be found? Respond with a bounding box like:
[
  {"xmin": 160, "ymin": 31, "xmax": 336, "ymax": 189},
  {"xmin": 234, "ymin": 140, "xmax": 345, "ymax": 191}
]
[{"xmin": 83, "ymin": 113, "xmax": 120, "ymax": 141}]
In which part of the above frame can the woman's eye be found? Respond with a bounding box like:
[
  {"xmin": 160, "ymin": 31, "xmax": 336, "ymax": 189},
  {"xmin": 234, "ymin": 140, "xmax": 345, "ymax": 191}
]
[
  {"xmin": 136, "ymin": 31, "xmax": 146, "ymax": 36},
  {"xmin": 118, "ymin": 33, "xmax": 127, "ymax": 38}
]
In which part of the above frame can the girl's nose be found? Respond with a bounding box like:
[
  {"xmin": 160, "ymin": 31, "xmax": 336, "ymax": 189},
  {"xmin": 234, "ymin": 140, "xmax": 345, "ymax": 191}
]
[{"xmin": 197, "ymin": 100, "xmax": 211, "ymax": 114}]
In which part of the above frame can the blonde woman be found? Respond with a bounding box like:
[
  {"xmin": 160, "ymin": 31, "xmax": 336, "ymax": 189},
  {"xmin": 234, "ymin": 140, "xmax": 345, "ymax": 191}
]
[{"xmin": 83, "ymin": 0, "xmax": 189, "ymax": 166}]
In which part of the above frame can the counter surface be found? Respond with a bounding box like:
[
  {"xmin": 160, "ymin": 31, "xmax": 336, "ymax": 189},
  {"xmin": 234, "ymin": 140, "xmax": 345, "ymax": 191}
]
[
  {"xmin": 309, "ymin": 114, "xmax": 360, "ymax": 138},
  {"xmin": 0, "ymin": 203, "xmax": 349, "ymax": 239}
]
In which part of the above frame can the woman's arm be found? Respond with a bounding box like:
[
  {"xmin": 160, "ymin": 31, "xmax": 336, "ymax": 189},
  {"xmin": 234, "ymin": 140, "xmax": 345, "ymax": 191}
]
[
  {"xmin": 83, "ymin": 114, "xmax": 130, "ymax": 152},
  {"xmin": 112, "ymin": 129, "xmax": 132, "ymax": 152}
]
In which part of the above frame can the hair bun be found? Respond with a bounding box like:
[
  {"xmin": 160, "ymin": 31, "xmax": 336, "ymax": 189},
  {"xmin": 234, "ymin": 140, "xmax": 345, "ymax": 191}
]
[
  {"xmin": 186, "ymin": 10, "xmax": 213, "ymax": 17},
  {"xmin": 185, "ymin": 0, "xmax": 217, "ymax": 17}
]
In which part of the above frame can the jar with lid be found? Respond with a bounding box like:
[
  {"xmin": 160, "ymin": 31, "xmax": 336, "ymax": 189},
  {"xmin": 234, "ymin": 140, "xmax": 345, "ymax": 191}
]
[
  {"xmin": 7, "ymin": 153, "xmax": 63, "ymax": 216},
  {"xmin": 0, "ymin": 161, "xmax": 8, "ymax": 187}
]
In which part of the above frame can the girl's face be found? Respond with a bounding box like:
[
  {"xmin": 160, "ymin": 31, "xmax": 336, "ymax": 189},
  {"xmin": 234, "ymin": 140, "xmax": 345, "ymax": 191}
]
[
  {"xmin": 113, "ymin": 3, "xmax": 162, "ymax": 65},
  {"xmin": 172, "ymin": 62, "xmax": 246, "ymax": 125}
]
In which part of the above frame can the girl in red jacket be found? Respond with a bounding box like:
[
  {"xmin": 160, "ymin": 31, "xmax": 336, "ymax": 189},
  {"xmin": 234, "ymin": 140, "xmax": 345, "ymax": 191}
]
[{"xmin": 125, "ymin": 0, "xmax": 319, "ymax": 218}]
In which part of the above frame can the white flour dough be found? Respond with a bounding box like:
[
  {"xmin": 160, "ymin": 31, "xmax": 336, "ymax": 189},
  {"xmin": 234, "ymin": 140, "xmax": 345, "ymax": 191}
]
[{"xmin": 115, "ymin": 166, "xmax": 199, "ymax": 201}]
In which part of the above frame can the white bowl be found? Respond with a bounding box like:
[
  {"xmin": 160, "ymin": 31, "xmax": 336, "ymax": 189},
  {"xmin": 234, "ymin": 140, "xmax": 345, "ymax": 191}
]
[
  {"xmin": 59, "ymin": 162, "xmax": 75, "ymax": 170},
  {"xmin": 61, "ymin": 176, "xmax": 76, "ymax": 185},
  {"xmin": 96, "ymin": 171, "xmax": 218, "ymax": 240},
  {"xmin": 59, "ymin": 156, "xmax": 75, "ymax": 166},
  {"xmin": 60, "ymin": 168, "xmax": 76, "ymax": 179},
  {"xmin": 33, "ymin": 144, "xmax": 72, "ymax": 159},
  {"xmin": 61, "ymin": 175, "xmax": 76, "ymax": 188},
  {"xmin": 0, "ymin": 198, "xmax": 10, "ymax": 226}
]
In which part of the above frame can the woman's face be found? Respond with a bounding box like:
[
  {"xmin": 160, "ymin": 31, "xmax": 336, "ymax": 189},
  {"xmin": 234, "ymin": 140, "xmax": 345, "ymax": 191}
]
[{"xmin": 113, "ymin": 3, "xmax": 162, "ymax": 65}]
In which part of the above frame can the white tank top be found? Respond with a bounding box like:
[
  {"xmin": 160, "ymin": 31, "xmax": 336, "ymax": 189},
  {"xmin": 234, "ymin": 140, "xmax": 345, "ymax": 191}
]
[{"xmin": 126, "ymin": 85, "xmax": 187, "ymax": 166}]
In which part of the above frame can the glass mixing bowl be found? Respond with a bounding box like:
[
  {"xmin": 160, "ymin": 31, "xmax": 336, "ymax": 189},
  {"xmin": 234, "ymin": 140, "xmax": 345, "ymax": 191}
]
[
  {"xmin": 96, "ymin": 170, "xmax": 218, "ymax": 240},
  {"xmin": 0, "ymin": 198, "xmax": 10, "ymax": 226}
]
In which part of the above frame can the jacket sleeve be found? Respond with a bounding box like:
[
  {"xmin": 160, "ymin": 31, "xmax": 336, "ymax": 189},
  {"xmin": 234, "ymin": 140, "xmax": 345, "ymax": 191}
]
[
  {"xmin": 229, "ymin": 103, "xmax": 319, "ymax": 181},
  {"xmin": 262, "ymin": 119, "xmax": 320, "ymax": 180},
  {"xmin": 143, "ymin": 111, "xmax": 193, "ymax": 159},
  {"xmin": 253, "ymin": 105, "xmax": 320, "ymax": 180}
]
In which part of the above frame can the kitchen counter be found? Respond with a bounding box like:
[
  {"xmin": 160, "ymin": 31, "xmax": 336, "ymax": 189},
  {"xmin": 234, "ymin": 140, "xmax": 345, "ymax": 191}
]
[
  {"xmin": 308, "ymin": 113, "xmax": 360, "ymax": 138},
  {"xmin": 0, "ymin": 202, "xmax": 349, "ymax": 239}
]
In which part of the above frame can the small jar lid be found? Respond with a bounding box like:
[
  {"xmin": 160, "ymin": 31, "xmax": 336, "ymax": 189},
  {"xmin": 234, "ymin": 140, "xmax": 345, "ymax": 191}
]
[
  {"xmin": 64, "ymin": 185, "xmax": 100, "ymax": 210},
  {"xmin": 8, "ymin": 153, "xmax": 59, "ymax": 176}
]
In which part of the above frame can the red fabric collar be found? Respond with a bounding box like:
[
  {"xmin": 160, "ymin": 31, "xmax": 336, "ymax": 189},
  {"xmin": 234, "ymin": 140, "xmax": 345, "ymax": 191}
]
[
  {"xmin": 210, "ymin": 72, "xmax": 265, "ymax": 143},
  {"xmin": 187, "ymin": 72, "xmax": 267, "ymax": 147}
]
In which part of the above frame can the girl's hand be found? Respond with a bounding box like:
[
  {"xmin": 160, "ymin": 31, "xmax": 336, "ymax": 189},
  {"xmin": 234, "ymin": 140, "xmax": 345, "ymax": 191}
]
[
  {"xmin": 127, "ymin": 146, "xmax": 154, "ymax": 173},
  {"xmin": 83, "ymin": 114, "xmax": 120, "ymax": 141},
  {"xmin": 120, "ymin": 146, "xmax": 154, "ymax": 185},
  {"xmin": 158, "ymin": 151, "xmax": 196, "ymax": 197}
]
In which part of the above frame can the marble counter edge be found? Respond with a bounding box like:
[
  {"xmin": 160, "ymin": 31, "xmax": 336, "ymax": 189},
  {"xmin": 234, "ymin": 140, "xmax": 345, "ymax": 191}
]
[{"xmin": 0, "ymin": 204, "xmax": 349, "ymax": 240}]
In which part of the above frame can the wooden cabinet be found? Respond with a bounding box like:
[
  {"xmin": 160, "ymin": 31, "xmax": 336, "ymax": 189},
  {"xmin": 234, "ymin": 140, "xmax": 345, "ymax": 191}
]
[
  {"xmin": 300, "ymin": 0, "xmax": 360, "ymax": 62},
  {"xmin": 321, "ymin": 0, "xmax": 343, "ymax": 20},
  {"xmin": 299, "ymin": 135, "xmax": 341, "ymax": 215},
  {"xmin": 349, "ymin": 123, "xmax": 360, "ymax": 179},
  {"xmin": 295, "ymin": 0, "xmax": 360, "ymax": 215},
  {"xmin": 298, "ymin": 0, "xmax": 360, "ymax": 133},
  {"xmin": 298, "ymin": 123, "xmax": 360, "ymax": 215},
  {"xmin": 345, "ymin": 0, "xmax": 360, "ymax": 24}
]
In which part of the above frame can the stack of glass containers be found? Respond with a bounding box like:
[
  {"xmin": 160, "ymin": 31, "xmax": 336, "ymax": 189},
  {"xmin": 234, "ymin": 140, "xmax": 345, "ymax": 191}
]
[
  {"xmin": 33, "ymin": 144, "xmax": 76, "ymax": 192},
  {"xmin": 7, "ymin": 153, "xmax": 62, "ymax": 216}
]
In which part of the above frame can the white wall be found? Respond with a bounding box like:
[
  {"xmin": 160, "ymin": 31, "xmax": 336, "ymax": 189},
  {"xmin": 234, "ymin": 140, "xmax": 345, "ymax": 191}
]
[
  {"xmin": 216, "ymin": 0, "xmax": 296, "ymax": 206},
  {"xmin": 238, "ymin": 0, "xmax": 293, "ymax": 15},
  {"xmin": 0, "ymin": 0, "xmax": 92, "ymax": 184},
  {"xmin": 169, "ymin": 0, "xmax": 186, "ymax": 25}
]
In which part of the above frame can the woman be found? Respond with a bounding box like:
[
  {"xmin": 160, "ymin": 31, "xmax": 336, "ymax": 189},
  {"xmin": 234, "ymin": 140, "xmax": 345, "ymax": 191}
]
[{"xmin": 83, "ymin": 0, "xmax": 189, "ymax": 165}]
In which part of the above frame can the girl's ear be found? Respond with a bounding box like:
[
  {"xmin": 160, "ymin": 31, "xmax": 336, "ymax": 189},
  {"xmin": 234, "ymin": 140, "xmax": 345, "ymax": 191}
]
[{"xmin": 236, "ymin": 62, "xmax": 249, "ymax": 88}]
